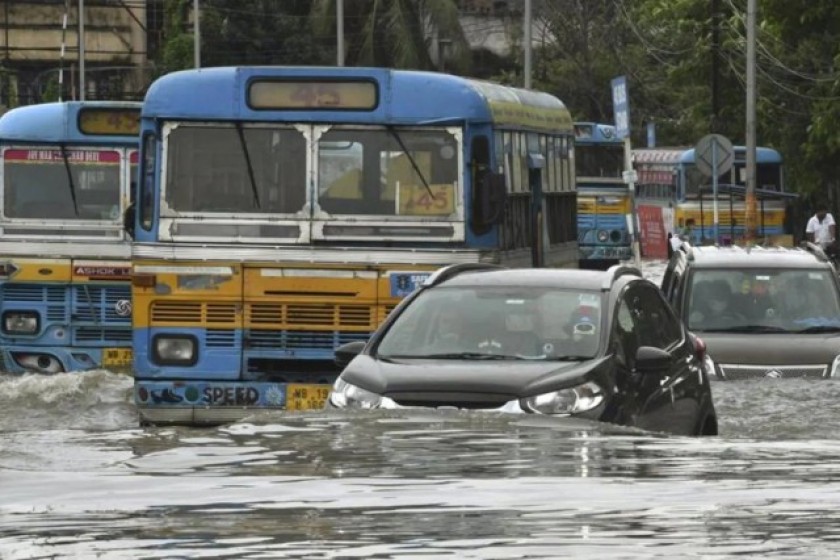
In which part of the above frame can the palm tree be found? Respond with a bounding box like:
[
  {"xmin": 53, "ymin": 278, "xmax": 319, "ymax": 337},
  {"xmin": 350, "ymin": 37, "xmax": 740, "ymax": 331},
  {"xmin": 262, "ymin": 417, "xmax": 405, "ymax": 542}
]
[{"xmin": 310, "ymin": 0, "xmax": 470, "ymax": 71}]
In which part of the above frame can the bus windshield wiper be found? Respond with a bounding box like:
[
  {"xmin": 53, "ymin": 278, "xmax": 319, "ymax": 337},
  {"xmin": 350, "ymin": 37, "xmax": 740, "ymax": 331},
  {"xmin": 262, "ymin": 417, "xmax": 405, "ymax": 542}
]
[
  {"xmin": 234, "ymin": 122, "xmax": 261, "ymax": 209},
  {"xmin": 386, "ymin": 126, "xmax": 436, "ymax": 201},
  {"xmin": 58, "ymin": 144, "xmax": 79, "ymax": 216}
]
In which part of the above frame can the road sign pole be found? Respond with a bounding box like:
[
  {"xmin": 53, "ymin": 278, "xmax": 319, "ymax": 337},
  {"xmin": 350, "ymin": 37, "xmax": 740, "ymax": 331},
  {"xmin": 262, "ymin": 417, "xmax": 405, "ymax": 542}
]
[
  {"xmin": 624, "ymin": 136, "xmax": 641, "ymax": 267},
  {"xmin": 713, "ymin": 141, "xmax": 719, "ymax": 244}
]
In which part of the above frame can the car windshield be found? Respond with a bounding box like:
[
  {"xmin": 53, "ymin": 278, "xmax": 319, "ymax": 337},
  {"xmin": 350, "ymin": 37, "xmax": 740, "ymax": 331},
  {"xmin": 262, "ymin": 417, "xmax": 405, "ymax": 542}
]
[
  {"xmin": 377, "ymin": 286, "xmax": 603, "ymax": 360},
  {"xmin": 686, "ymin": 268, "xmax": 840, "ymax": 333}
]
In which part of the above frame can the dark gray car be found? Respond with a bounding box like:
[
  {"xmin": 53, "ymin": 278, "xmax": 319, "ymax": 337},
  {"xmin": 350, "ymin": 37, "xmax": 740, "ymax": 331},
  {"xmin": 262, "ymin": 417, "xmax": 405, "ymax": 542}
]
[
  {"xmin": 329, "ymin": 263, "xmax": 718, "ymax": 436},
  {"xmin": 661, "ymin": 242, "xmax": 840, "ymax": 379}
]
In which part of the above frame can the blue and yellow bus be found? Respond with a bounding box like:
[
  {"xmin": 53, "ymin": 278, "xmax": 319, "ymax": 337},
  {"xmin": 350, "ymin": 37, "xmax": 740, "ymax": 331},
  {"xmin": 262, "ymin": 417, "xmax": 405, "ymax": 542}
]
[
  {"xmin": 574, "ymin": 122, "xmax": 631, "ymax": 267},
  {"xmin": 634, "ymin": 145, "xmax": 794, "ymax": 246},
  {"xmin": 0, "ymin": 101, "xmax": 140, "ymax": 374},
  {"xmin": 131, "ymin": 66, "xmax": 578, "ymax": 424}
]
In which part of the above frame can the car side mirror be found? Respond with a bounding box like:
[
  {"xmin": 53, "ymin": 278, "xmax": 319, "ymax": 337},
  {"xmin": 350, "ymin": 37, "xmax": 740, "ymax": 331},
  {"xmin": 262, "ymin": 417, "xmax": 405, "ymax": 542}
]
[
  {"xmin": 334, "ymin": 340, "xmax": 367, "ymax": 369},
  {"xmin": 634, "ymin": 346, "xmax": 672, "ymax": 373}
]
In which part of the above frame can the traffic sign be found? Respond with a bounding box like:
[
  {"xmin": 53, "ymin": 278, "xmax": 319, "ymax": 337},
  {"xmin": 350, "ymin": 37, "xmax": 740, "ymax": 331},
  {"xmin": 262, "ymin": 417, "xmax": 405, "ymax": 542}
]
[
  {"xmin": 611, "ymin": 76, "xmax": 630, "ymax": 139},
  {"xmin": 694, "ymin": 134, "xmax": 733, "ymax": 178}
]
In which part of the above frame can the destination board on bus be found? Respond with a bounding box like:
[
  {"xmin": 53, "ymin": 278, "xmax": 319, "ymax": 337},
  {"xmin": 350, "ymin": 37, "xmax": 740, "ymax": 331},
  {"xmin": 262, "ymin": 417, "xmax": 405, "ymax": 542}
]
[
  {"xmin": 249, "ymin": 80, "xmax": 378, "ymax": 110},
  {"xmin": 4, "ymin": 149, "xmax": 121, "ymax": 164},
  {"xmin": 78, "ymin": 108, "xmax": 140, "ymax": 136}
]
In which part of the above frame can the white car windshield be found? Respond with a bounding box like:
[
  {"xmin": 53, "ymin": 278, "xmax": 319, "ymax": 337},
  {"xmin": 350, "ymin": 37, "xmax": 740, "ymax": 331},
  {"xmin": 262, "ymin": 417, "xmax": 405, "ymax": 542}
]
[
  {"xmin": 687, "ymin": 268, "xmax": 840, "ymax": 333},
  {"xmin": 377, "ymin": 287, "xmax": 602, "ymax": 360}
]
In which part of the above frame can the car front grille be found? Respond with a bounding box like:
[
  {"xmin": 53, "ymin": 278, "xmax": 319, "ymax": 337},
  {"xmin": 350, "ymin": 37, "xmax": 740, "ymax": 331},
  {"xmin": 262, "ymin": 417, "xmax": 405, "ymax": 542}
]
[
  {"xmin": 718, "ymin": 364, "xmax": 829, "ymax": 380},
  {"xmin": 388, "ymin": 392, "xmax": 514, "ymax": 410}
]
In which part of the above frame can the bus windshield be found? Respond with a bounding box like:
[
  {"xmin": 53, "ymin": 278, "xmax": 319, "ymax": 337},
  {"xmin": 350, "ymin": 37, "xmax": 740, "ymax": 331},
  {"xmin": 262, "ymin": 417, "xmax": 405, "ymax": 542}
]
[
  {"xmin": 575, "ymin": 144, "xmax": 623, "ymax": 178},
  {"xmin": 164, "ymin": 124, "xmax": 307, "ymax": 215},
  {"xmin": 317, "ymin": 128, "xmax": 459, "ymax": 217},
  {"xmin": 163, "ymin": 124, "xmax": 460, "ymax": 219},
  {"xmin": 3, "ymin": 147, "xmax": 122, "ymax": 221}
]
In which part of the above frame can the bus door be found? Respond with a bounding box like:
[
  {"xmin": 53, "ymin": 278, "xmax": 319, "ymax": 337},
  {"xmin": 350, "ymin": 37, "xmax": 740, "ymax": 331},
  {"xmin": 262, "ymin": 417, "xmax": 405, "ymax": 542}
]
[{"xmin": 527, "ymin": 150, "xmax": 546, "ymax": 267}]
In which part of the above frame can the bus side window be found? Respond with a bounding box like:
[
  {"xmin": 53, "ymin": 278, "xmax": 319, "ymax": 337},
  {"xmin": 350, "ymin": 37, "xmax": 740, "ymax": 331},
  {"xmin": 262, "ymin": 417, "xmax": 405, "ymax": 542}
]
[
  {"xmin": 139, "ymin": 132, "xmax": 156, "ymax": 231},
  {"xmin": 471, "ymin": 135, "xmax": 505, "ymax": 234}
]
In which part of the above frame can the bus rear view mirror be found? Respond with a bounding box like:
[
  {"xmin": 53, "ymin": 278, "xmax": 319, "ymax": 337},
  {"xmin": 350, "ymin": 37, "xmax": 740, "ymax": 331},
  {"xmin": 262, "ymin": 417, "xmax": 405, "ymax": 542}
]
[{"xmin": 473, "ymin": 173, "xmax": 506, "ymax": 231}]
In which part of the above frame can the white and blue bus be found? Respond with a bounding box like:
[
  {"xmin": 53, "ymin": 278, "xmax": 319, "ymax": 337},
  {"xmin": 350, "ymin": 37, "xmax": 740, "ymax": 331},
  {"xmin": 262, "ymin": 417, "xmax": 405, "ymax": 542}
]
[
  {"xmin": 0, "ymin": 101, "xmax": 140, "ymax": 374},
  {"xmin": 574, "ymin": 122, "xmax": 631, "ymax": 268}
]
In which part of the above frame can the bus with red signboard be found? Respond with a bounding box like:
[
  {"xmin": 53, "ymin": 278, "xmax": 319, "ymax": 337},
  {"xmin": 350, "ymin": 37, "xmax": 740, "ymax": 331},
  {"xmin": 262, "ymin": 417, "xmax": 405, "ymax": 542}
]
[{"xmin": 0, "ymin": 101, "xmax": 140, "ymax": 374}]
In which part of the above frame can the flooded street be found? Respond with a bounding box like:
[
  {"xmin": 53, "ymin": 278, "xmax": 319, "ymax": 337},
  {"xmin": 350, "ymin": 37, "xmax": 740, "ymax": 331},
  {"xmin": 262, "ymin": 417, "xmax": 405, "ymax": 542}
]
[{"xmin": 3, "ymin": 261, "xmax": 840, "ymax": 558}]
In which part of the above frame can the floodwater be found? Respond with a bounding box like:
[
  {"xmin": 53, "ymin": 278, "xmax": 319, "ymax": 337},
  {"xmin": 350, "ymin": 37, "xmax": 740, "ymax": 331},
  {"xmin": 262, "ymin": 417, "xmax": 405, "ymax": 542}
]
[{"xmin": 3, "ymin": 261, "xmax": 840, "ymax": 559}]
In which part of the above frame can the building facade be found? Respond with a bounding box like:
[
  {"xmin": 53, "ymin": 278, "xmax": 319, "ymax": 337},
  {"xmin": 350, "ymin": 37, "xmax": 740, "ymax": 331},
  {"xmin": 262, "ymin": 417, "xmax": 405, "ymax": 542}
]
[{"xmin": 0, "ymin": 0, "xmax": 155, "ymax": 111}]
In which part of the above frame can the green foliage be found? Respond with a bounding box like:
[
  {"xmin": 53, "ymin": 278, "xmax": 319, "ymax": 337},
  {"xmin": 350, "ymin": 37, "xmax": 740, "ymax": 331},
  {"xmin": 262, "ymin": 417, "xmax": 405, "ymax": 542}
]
[
  {"xmin": 200, "ymin": 0, "xmax": 330, "ymax": 66},
  {"xmin": 310, "ymin": 0, "xmax": 471, "ymax": 72}
]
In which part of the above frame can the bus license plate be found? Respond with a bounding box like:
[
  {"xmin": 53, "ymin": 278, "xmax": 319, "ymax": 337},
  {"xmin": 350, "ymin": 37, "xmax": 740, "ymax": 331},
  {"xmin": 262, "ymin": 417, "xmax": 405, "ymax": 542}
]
[
  {"xmin": 102, "ymin": 348, "xmax": 133, "ymax": 367},
  {"xmin": 286, "ymin": 384, "xmax": 331, "ymax": 411}
]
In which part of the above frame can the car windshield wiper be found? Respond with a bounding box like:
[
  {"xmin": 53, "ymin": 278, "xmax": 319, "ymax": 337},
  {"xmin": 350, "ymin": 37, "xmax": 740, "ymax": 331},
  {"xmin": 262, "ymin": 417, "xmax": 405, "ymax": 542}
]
[
  {"xmin": 58, "ymin": 144, "xmax": 79, "ymax": 216},
  {"xmin": 381, "ymin": 352, "xmax": 528, "ymax": 360},
  {"xmin": 702, "ymin": 325, "xmax": 790, "ymax": 333},
  {"xmin": 386, "ymin": 126, "xmax": 436, "ymax": 201},
  {"xmin": 793, "ymin": 325, "xmax": 840, "ymax": 334},
  {"xmin": 234, "ymin": 122, "xmax": 261, "ymax": 209},
  {"xmin": 550, "ymin": 355, "xmax": 592, "ymax": 361}
]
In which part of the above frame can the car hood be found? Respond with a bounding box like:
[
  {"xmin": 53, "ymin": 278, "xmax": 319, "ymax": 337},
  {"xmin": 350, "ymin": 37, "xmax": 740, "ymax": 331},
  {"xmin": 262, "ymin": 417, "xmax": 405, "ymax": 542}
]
[
  {"xmin": 699, "ymin": 332, "xmax": 840, "ymax": 366},
  {"xmin": 342, "ymin": 355, "xmax": 605, "ymax": 398}
]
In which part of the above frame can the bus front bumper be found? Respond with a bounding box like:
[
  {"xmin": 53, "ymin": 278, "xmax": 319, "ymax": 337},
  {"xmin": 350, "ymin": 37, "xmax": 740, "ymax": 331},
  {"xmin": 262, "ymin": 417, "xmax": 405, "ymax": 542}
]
[{"xmin": 135, "ymin": 380, "xmax": 332, "ymax": 425}]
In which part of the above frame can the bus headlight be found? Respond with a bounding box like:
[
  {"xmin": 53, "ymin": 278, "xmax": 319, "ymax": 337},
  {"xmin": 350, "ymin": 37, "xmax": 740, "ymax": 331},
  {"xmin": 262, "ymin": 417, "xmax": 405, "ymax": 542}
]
[
  {"xmin": 11, "ymin": 353, "xmax": 64, "ymax": 374},
  {"xmin": 3, "ymin": 311, "xmax": 39, "ymax": 335},
  {"xmin": 152, "ymin": 335, "xmax": 197, "ymax": 366}
]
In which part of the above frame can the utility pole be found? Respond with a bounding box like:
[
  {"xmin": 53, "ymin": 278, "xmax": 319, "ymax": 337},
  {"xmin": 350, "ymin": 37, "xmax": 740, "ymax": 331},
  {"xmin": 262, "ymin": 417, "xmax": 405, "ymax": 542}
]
[
  {"xmin": 78, "ymin": 0, "xmax": 85, "ymax": 101},
  {"xmin": 337, "ymin": 0, "xmax": 344, "ymax": 66},
  {"xmin": 745, "ymin": 0, "xmax": 757, "ymax": 243},
  {"xmin": 194, "ymin": 0, "xmax": 200, "ymax": 68},
  {"xmin": 711, "ymin": 0, "xmax": 721, "ymax": 132},
  {"xmin": 523, "ymin": 0, "xmax": 531, "ymax": 89}
]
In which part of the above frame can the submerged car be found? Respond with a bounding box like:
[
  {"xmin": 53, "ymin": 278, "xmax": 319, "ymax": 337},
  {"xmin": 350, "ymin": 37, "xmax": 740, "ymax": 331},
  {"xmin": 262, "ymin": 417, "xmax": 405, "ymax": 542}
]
[
  {"xmin": 661, "ymin": 242, "xmax": 840, "ymax": 379},
  {"xmin": 328, "ymin": 263, "xmax": 718, "ymax": 436}
]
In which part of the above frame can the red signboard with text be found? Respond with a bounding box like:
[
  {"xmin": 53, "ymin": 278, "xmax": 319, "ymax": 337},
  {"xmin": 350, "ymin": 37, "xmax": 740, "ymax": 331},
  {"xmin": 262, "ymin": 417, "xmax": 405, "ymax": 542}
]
[{"xmin": 637, "ymin": 205, "xmax": 668, "ymax": 259}]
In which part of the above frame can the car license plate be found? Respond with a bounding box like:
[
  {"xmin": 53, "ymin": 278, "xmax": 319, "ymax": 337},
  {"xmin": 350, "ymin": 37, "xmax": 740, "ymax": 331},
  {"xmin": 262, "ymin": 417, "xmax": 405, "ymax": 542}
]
[
  {"xmin": 102, "ymin": 348, "xmax": 133, "ymax": 367},
  {"xmin": 286, "ymin": 384, "xmax": 331, "ymax": 411}
]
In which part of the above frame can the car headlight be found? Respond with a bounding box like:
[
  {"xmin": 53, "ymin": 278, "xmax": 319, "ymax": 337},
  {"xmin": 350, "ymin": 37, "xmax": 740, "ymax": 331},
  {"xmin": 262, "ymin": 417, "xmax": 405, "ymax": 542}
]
[
  {"xmin": 152, "ymin": 335, "xmax": 197, "ymax": 366},
  {"xmin": 704, "ymin": 354, "xmax": 720, "ymax": 379},
  {"xmin": 522, "ymin": 381, "xmax": 604, "ymax": 415},
  {"xmin": 830, "ymin": 355, "xmax": 840, "ymax": 378},
  {"xmin": 3, "ymin": 311, "xmax": 39, "ymax": 335},
  {"xmin": 329, "ymin": 378, "xmax": 383, "ymax": 409}
]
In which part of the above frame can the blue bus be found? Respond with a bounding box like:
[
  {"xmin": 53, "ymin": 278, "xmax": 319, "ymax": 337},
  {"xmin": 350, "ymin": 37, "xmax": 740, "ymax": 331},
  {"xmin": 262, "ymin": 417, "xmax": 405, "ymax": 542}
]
[
  {"xmin": 634, "ymin": 145, "xmax": 794, "ymax": 247},
  {"xmin": 574, "ymin": 122, "xmax": 631, "ymax": 267},
  {"xmin": 0, "ymin": 101, "xmax": 140, "ymax": 374},
  {"xmin": 130, "ymin": 66, "xmax": 578, "ymax": 424}
]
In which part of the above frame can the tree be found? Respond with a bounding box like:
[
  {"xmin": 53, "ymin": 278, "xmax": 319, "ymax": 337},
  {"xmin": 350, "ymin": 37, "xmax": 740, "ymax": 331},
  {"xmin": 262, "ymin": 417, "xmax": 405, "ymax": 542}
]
[
  {"xmin": 309, "ymin": 0, "xmax": 471, "ymax": 72},
  {"xmin": 200, "ymin": 1, "xmax": 331, "ymax": 67}
]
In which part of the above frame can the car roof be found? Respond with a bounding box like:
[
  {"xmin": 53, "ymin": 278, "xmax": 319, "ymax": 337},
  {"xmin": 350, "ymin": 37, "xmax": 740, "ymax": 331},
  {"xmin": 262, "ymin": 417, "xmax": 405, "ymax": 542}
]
[
  {"xmin": 680, "ymin": 244, "xmax": 831, "ymax": 269},
  {"xmin": 433, "ymin": 267, "xmax": 638, "ymax": 290}
]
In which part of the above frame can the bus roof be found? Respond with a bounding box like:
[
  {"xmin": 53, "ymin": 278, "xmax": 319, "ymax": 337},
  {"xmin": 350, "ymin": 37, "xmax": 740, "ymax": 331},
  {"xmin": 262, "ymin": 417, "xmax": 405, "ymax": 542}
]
[
  {"xmin": 0, "ymin": 101, "xmax": 141, "ymax": 144},
  {"xmin": 142, "ymin": 66, "xmax": 573, "ymax": 134},
  {"xmin": 634, "ymin": 145, "xmax": 782, "ymax": 165},
  {"xmin": 574, "ymin": 122, "xmax": 621, "ymax": 144}
]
